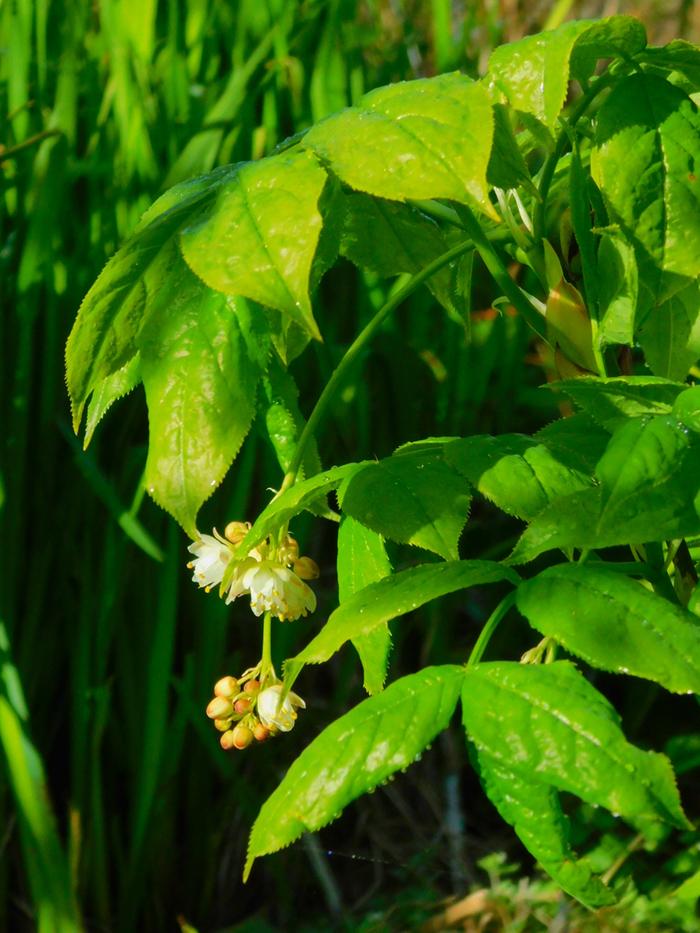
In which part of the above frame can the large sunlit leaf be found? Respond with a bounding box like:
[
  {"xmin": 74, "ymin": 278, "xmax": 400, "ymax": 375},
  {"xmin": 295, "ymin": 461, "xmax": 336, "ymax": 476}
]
[
  {"xmin": 337, "ymin": 516, "xmax": 393, "ymax": 695},
  {"xmin": 338, "ymin": 447, "xmax": 471, "ymax": 560},
  {"xmin": 66, "ymin": 166, "xmax": 233, "ymax": 429},
  {"xmin": 486, "ymin": 17, "xmax": 646, "ymax": 129},
  {"xmin": 473, "ymin": 749, "xmax": 615, "ymax": 907},
  {"xmin": 303, "ymin": 73, "xmax": 496, "ymax": 217},
  {"xmin": 444, "ymin": 434, "xmax": 594, "ymax": 522},
  {"xmin": 462, "ymin": 662, "xmax": 689, "ymax": 830},
  {"xmin": 245, "ymin": 665, "xmax": 465, "ymax": 880},
  {"xmin": 180, "ymin": 149, "xmax": 329, "ymax": 340},
  {"xmin": 551, "ymin": 376, "xmax": 686, "ymax": 430},
  {"xmin": 139, "ymin": 252, "xmax": 269, "ymax": 536},
  {"xmin": 592, "ymin": 73, "xmax": 700, "ymax": 281},
  {"xmin": 516, "ymin": 564, "xmax": 700, "ymax": 694},
  {"xmin": 285, "ymin": 560, "xmax": 518, "ymax": 685}
]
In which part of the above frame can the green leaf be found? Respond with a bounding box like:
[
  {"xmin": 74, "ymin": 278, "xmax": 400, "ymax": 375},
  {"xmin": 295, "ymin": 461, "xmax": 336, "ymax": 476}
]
[
  {"xmin": 285, "ymin": 560, "xmax": 518, "ymax": 685},
  {"xmin": 66, "ymin": 166, "xmax": 231, "ymax": 429},
  {"xmin": 673, "ymin": 385, "xmax": 700, "ymax": 432},
  {"xmin": 592, "ymin": 73, "xmax": 700, "ymax": 281},
  {"xmin": 303, "ymin": 74, "xmax": 496, "ymax": 217},
  {"xmin": 551, "ymin": 376, "xmax": 686, "ymax": 430},
  {"xmin": 473, "ymin": 750, "xmax": 615, "ymax": 907},
  {"xmin": 510, "ymin": 416, "xmax": 700, "ymax": 563},
  {"xmin": 639, "ymin": 281, "xmax": 700, "ymax": 380},
  {"xmin": 444, "ymin": 434, "xmax": 594, "ymax": 522},
  {"xmin": 84, "ymin": 354, "xmax": 141, "ymax": 448},
  {"xmin": 339, "ymin": 192, "xmax": 463, "ymax": 321},
  {"xmin": 534, "ymin": 413, "xmax": 611, "ymax": 474},
  {"xmin": 337, "ymin": 516, "xmax": 393, "ymax": 695},
  {"xmin": 180, "ymin": 150, "xmax": 329, "ymax": 340},
  {"xmin": 234, "ymin": 462, "xmax": 366, "ymax": 559},
  {"xmin": 638, "ymin": 41, "xmax": 700, "ymax": 92},
  {"xmin": 139, "ymin": 251, "xmax": 269, "ymax": 536},
  {"xmin": 486, "ymin": 103, "xmax": 534, "ymax": 192},
  {"xmin": 261, "ymin": 358, "xmax": 322, "ymax": 482},
  {"xmin": 516, "ymin": 564, "xmax": 700, "ymax": 694},
  {"xmin": 597, "ymin": 234, "xmax": 638, "ymax": 347},
  {"xmin": 245, "ymin": 665, "xmax": 465, "ymax": 880},
  {"xmin": 596, "ymin": 415, "xmax": 697, "ymax": 524},
  {"xmin": 486, "ymin": 17, "xmax": 646, "ymax": 129},
  {"xmin": 338, "ymin": 447, "xmax": 471, "ymax": 560},
  {"xmin": 462, "ymin": 661, "xmax": 689, "ymax": 830},
  {"xmin": 675, "ymin": 866, "xmax": 700, "ymax": 899}
]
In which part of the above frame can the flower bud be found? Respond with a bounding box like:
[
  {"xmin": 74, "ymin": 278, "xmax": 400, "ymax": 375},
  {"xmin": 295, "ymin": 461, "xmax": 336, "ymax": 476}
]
[
  {"xmin": 206, "ymin": 696, "xmax": 233, "ymax": 720},
  {"xmin": 244, "ymin": 679, "xmax": 260, "ymax": 694},
  {"xmin": 231, "ymin": 724, "xmax": 254, "ymax": 749},
  {"xmin": 294, "ymin": 556, "xmax": 320, "ymax": 580},
  {"xmin": 234, "ymin": 697, "xmax": 252, "ymax": 714},
  {"xmin": 253, "ymin": 723, "xmax": 271, "ymax": 743},
  {"xmin": 278, "ymin": 534, "xmax": 299, "ymax": 564},
  {"xmin": 214, "ymin": 718, "xmax": 231, "ymax": 732},
  {"xmin": 214, "ymin": 676, "xmax": 238, "ymax": 698},
  {"xmin": 224, "ymin": 521, "xmax": 250, "ymax": 545}
]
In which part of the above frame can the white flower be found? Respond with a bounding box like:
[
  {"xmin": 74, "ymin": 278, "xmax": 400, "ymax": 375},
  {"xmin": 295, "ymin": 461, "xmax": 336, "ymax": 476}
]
[
  {"xmin": 225, "ymin": 558, "xmax": 317, "ymax": 621},
  {"xmin": 257, "ymin": 684, "xmax": 306, "ymax": 732},
  {"xmin": 187, "ymin": 532, "xmax": 231, "ymax": 590}
]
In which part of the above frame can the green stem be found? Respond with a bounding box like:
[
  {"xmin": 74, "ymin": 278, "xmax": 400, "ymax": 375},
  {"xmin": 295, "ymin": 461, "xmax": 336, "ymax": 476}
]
[
  {"xmin": 467, "ymin": 592, "xmax": 516, "ymax": 667},
  {"xmin": 261, "ymin": 611, "xmax": 273, "ymax": 680},
  {"xmin": 279, "ymin": 236, "xmax": 478, "ymax": 491},
  {"xmin": 534, "ymin": 70, "xmax": 619, "ymax": 241},
  {"xmin": 455, "ymin": 204, "xmax": 547, "ymax": 341}
]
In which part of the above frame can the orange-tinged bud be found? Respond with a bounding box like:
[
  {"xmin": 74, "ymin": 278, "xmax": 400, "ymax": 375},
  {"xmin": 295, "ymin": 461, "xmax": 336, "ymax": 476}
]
[
  {"xmin": 231, "ymin": 724, "xmax": 253, "ymax": 749},
  {"xmin": 206, "ymin": 696, "xmax": 233, "ymax": 720},
  {"xmin": 234, "ymin": 697, "xmax": 251, "ymax": 714},
  {"xmin": 219, "ymin": 729, "xmax": 237, "ymax": 751},
  {"xmin": 294, "ymin": 556, "xmax": 320, "ymax": 580},
  {"xmin": 546, "ymin": 279, "xmax": 597, "ymax": 374},
  {"xmin": 214, "ymin": 676, "xmax": 238, "ymax": 698},
  {"xmin": 214, "ymin": 718, "xmax": 231, "ymax": 732},
  {"xmin": 224, "ymin": 521, "xmax": 250, "ymax": 544},
  {"xmin": 244, "ymin": 679, "xmax": 260, "ymax": 694},
  {"xmin": 253, "ymin": 723, "xmax": 271, "ymax": 742}
]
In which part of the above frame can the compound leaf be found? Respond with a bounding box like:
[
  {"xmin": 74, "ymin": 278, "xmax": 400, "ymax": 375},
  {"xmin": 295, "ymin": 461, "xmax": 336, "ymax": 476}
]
[
  {"xmin": 245, "ymin": 665, "xmax": 465, "ymax": 880},
  {"xmin": 285, "ymin": 560, "xmax": 518, "ymax": 685},
  {"xmin": 338, "ymin": 447, "xmax": 471, "ymax": 560},
  {"xmin": 516, "ymin": 563, "xmax": 700, "ymax": 694},
  {"xmin": 474, "ymin": 750, "xmax": 616, "ymax": 907},
  {"xmin": 462, "ymin": 662, "xmax": 689, "ymax": 831}
]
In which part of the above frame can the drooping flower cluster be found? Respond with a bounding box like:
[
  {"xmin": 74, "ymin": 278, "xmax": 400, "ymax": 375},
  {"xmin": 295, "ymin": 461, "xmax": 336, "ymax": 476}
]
[
  {"xmin": 206, "ymin": 669, "xmax": 306, "ymax": 750},
  {"xmin": 187, "ymin": 521, "xmax": 319, "ymax": 622}
]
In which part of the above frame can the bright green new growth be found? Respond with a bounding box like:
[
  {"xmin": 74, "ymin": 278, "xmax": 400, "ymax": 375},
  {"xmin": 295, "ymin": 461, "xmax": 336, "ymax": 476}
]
[{"xmin": 64, "ymin": 13, "xmax": 700, "ymax": 911}]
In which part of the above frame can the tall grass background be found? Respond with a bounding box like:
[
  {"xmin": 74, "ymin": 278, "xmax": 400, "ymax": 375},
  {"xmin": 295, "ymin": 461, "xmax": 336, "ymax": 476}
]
[{"xmin": 2, "ymin": 2, "xmax": 699, "ymax": 930}]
